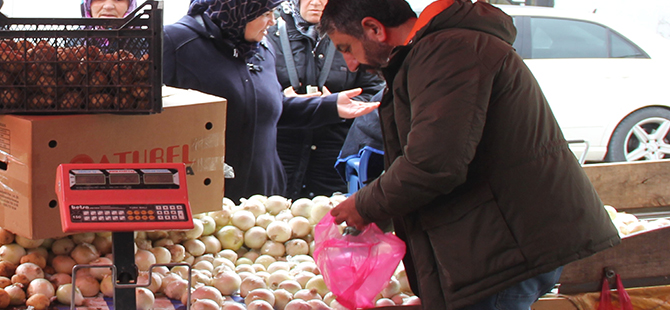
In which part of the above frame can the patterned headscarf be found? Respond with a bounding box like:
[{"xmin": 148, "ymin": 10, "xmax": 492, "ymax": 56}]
[
  {"xmin": 189, "ymin": 0, "xmax": 283, "ymax": 59},
  {"xmin": 83, "ymin": 0, "xmax": 138, "ymax": 18},
  {"xmin": 288, "ymin": 0, "xmax": 318, "ymax": 41}
]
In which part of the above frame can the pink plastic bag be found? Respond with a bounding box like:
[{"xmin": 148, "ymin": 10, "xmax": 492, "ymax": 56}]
[{"xmin": 313, "ymin": 213, "xmax": 406, "ymax": 309}]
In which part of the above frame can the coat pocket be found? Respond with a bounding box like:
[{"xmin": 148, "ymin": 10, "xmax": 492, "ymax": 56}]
[{"xmin": 421, "ymin": 185, "xmax": 527, "ymax": 292}]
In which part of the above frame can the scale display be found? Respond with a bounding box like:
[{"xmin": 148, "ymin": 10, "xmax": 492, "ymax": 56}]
[{"xmin": 56, "ymin": 163, "xmax": 194, "ymax": 233}]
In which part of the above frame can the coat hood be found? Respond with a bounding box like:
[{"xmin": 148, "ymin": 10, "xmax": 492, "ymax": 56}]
[{"xmin": 412, "ymin": 0, "xmax": 516, "ymax": 46}]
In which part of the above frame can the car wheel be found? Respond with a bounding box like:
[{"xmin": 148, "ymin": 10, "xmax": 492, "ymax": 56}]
[{"xmin": 605, "ymin": 107, "xmax": 670, "ymax": 162}]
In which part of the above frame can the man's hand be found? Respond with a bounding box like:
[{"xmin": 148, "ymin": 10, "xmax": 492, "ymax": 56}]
[
  {"xmin": 337, "ymin": 88, "xmax": 380, "ymax": 118},
  {"xmin": 330, "ymin": 193, "xmax": 368, "ymax": 230}
]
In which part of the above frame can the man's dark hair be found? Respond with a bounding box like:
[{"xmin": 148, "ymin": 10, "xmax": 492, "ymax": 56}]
[{"xmin": 319, "ymin": 0, "xmax": 416, "ymax": 38}]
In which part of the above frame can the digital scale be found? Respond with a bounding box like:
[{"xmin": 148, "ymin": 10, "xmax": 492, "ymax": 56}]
[{"xmin": 55, "ymin": 163, "xmax": 194, "ymax": 310}]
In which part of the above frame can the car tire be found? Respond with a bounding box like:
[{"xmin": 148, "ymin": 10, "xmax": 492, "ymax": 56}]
[{"xmin": 605, "ymin": 107, "xmax": 670, "ymax": 162}]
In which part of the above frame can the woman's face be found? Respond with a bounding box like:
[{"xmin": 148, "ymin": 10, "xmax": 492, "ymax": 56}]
[
  {"xmin": 90, "ymin": 0, "xmax": 130, "ymax": 18},
  {"xmin": 299, "ymin": 0, "xmax": 327, "ymax": 24},
  {"xmin": 244, "ymin": 9, "xmax": 277, "ymax": 43}
]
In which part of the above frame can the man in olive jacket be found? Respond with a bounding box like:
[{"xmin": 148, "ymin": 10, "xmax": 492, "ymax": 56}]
[{"xmin": 321, "ymin": 0, "xmax": 621, "ymax": 309}]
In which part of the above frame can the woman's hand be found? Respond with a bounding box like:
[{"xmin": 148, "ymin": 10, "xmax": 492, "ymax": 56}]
[{"xmin": 337, "ymin": 88, "xmax": 380, "ymax": 118}]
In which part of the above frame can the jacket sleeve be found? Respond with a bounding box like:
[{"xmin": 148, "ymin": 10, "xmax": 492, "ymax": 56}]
[
  {"xmin": 278, "ymin": 93, "xmax": 343, "ymax": 129},
  {"xmin": 355, "ymin": 32, "xmax": 505, "ymax": 222},
  {"xmin": 351, "ymin": 71, "xmax": 386, "ymax": 102},
  {"xmin": 162, "ymin": 26, "xmax": 177, "ymax": 87}
]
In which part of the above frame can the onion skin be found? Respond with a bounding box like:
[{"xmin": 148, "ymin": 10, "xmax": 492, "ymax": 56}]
[
  {"xmin": 25, "ymin": 293, "xmax": 50, "ymax": 310},
  {"xmin": 0, "ymin": 288, "xmax": 9, "ymax": 308}
]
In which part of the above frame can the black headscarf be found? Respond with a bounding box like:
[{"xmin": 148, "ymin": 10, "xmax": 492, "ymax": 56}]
[{"xmin": 189, "ymin": 0, "xmax": 283, "ymax": 58}]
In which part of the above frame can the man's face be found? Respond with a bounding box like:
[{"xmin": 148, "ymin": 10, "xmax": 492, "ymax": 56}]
[
  {"xmin": 299, "ymin": 0, "xmax": 327, "ymax": 24},
  {"xmin": 329, "ymin": 29, "xmax": 393, "ymax": 73}
]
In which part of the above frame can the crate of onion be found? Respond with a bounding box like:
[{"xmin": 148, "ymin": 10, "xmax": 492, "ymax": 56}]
[{"xmin": 0, "ymin": 0, "xmax": 163, "ymax": 114}]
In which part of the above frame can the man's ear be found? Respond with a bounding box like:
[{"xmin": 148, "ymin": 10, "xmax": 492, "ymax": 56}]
[{"xmin": 361, "ymin": 17, "xmax": 386, "ymax": 42}]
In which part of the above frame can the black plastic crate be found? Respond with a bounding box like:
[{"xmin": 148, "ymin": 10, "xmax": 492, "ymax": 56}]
[{"xmin": 0, "ymin": 0, "xmax": 163, "ymax": 114}]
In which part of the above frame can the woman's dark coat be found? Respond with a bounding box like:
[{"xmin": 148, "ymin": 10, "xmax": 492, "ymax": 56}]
[{"xmin": 163, "ymin": 13, "xmax": 341, "ymax": 203}]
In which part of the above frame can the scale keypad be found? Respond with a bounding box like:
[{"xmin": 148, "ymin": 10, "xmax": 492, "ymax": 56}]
[{"xmin": 69, "ymin": 204, "xmax": 188, "ymax": 223}]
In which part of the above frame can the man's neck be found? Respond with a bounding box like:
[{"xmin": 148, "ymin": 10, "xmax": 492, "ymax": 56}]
[{"xmin": 385, "ymin": 17, "xmax": 418, "ymax": 48}]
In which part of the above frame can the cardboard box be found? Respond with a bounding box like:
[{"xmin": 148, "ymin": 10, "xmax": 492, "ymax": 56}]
[{"xmin": 0, "ymin": 87, "xmax": 227, "ymax": 239}]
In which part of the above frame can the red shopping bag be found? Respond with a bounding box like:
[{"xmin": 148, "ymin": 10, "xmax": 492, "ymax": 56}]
[
  {"xmin": 598, "ymin": 274, "xmax": 633, "ymax": 310},
  {"xmin": 313, "ymin": 213, "xmax": 406, "ymax": 310}
]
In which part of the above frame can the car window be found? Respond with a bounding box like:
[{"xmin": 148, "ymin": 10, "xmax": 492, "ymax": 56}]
[{"xmin": 527, "ymin": 17, "xmax": 647, "ymax": 59}]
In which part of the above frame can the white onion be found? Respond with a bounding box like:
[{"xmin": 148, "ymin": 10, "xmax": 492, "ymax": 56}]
[
  {"xmin": 323, "ymin": 291, "xmax": 336, "ymax": 305},
  {"xmin": 240, "ymin": 275, "xmax": 267, "ymax": 297},
  {"xmin": 160, "ymin": 273, "xmax": 183, "ymax": 294},
  {"xmin": 183, "ymin": 239, "xmax": 207, "ymax": 257},
  {"xmin": 212, "ymin": 269, "xmax": 241, "ymax": 295},
  {"xmin": 212, "ymin": 257, "xmax": 235, "ymax": 271},
  {"xmin": 244, "ymin": 227, "xmax": 268, "ymax": 250},
  {"xmin": 216, "ymin": 249, "xmax": 238, "ymax": 263},
  {"xmin": 70, "ymin": 243, "xmax": 100, "ymax": 264},
  {"xmin": 305, "ymin": 275, "xmax": 328, "ymax": 298},
  {"xmin": 266, "ymin": 221, "xmax": 292, "ymax": 243},
  {"xmin": 152, "ymin": 238, "xmax": 174, "ymax": 248},
  {"xmin": 136, "ymin": 287, "xmax": 155, "ymax": 310},
  {"xmin": 27, "ymin": 278, "xmax": 55, "ymax": 298},
  {"xmin": 273, "ymin": 288, "xmax": 293, "ymax": 310},
  {"xmin": 231, "ymin": 210, "xmax": 256, "ymax": 231},
  {"xmin": 5, "ymin": 284, "xmax": 26, "ymax": 306},
  {"xmin": 222, "ymin": 197, "xmax": 236, "ymax": 209},
  {"xmin": 275, "ymin": 210, "xmax": 294, "ymax": 222},
  {"xmin": 235, "ymin": 264, "xmax": 255, "ymax": 274},
  {"xmin": 252, "ymin": 263, "xmax": 267, "ymax": 273},
  {"xmin": 247, "ymin": 299, "xmax": 275, "ymax": 310},
  {"xmin": 92, "ymin": 234, "xmax": 113, "ymax": 256},
  {"xmin": 307, "ymin": 299, "xmax": 331, "ymax": 310},
  {"xmin": 288, "ymin": 217, "xmax": 311, "ymax": 238},
  {"xmin": 50, "ymin": 238, "xmax": 74, "ymax": 256},
  {"xmin": 293, "ymin": 271, "xmax": 315, "ymax": 289},
  {"xmin": 169, "ymin": 231, "xmax": 187, "ymax": 244},
  {"xmin": 171, "ymin": 265, "xmax": 191, "ymax": 280},
  {"xmin": 15, "ymin": 235, "xmax": 44, "ymax": 249},
  {"xmin": 189, "ymin": 285, "xmax": 223, "ymax": 305},
  {"xmin": 192, "ymin": 298, "xmax": 221, "ymax": 310},
  {"xmin": 266, "ymin": 269, "xmax": 292, "ymax": 289},
  {"xmin": 236, "ymin": 257, "xmax": 254, "ymax": 266},
  {"xmin": 19, "ymin": 252, "xmax": 46, "ymax": 270},
  {"xmin": 209, "ymin": 206, "xmax": 233, "ymax": 227},
  {"xmin": 185, "ymin": 219, "xmax": 205, "ymax": 240},
  {"xmin": 288, "ymin": 254, "xmax": 315, "ymax": 264},
  {"xmin": 241, "ymin": 199, "xmax": 267, "ymax": 218},
  {"xmin": 74, "ymin": 275, "xmax": 100, "ymax": 297},
  {"xmin": 284, "ymin": 299, "xmax": 312, "ymax": 310},
  {"xmin": 391, "ymin": 293, "xmax": 409, "ymax": 305},
  {"xmin": 267, "ymin": 261, "xmax": 291, "ymax": 274},
  {"xmin": 72, "ymin": 233, "xmax": 95, "ymax": 245},
  {"xmin": 193, "ymin": 260, "xmax": 214, "ymax": 273},
  {"xmin": 135, "ymin": 237, "xmax": 153, "ymax": 251},
  {"xmin": 137, "ymin": 271, "xmax": 162, "ymax": 293},
  {"xmin": 278, "ymin": 279, "xmax": 302, "ymax": 295},
  {"xmin": 55, "ymin": 284, "xmax": 84, "ymax": 306},
  {"xmin": 100, "ymin": 275, "xmax": 114, "ymax": 297},
  {"xmin": 134, "ymin": 249, "xmax": 157, "ymax": 272},
  {"xmin": 200, "ymin": 235, "xmax": 222, "ymax": 254},
  {"xmin": 310, "ymin": 198, "xmax": 333, "ymax": 225},
  {"xmin": 243, "ymin": 249, "xmax": 261, "ymax": 262},
  {"xmin": 245, "ymin": 287, "xmax": 275, "ymax": 306},
  {"xmin": 0, "ymin": 228, "xmax": 15, "ymax": 246},
  {"xmin": 294, "ymin": 288, "xmax": 321, "ymax": 301},
  {"xmin": 149, "ymin": 246, "xmax": 172, "ymax": 265},
  {"xmin": 166, "ymin": 244, "xmax": 186, "ymax": 262},
  {"xmin": 265, "ymin": 195, "xmax": 291, "ymax": 215},
  {"xmin": 0, "ymin": 276, "xmax": 10, "ymax": 288},
  {"xmin": 376, "ymin": 297, "xmax": 396, "ymax": 307},
  {"xmin": 285, "ymin": 239, "xmax": 309, "ymax": 256},
  {"xmin": 164, "ymin": 277, "xmax": 189, "ymax": 300},
  {"xmin": 290, "ymin": 198, "xmax": 313, "ymax": 219},
  {"xmin": 0, "ymin": 244, "xmax": 26, "ymax": 265},
  {"xmin": 260, "ymin": 240, "xmax": 286, "ymax": 258},
  {"xmin": 87, "ymin": 257, "xmax": 113, "ymax": 280},
  {"xmin": 215, "ymin": 226, "xmax": 244, "ymax": 251},
  {"xmin": 254, "ymin": 255, "xmax": 276, "ymax": 269},
  {"xmin": 48, "ymin": 273, "xmax": 72, "ymax": 290},
  {"xmin": 382, "ymin": 276, "xmax": 401, "ymax": 298},
  {"xmin": 293, "ymin": 261, "xmax": 319, "ymax": 275},
  {"xmin": 15, "ymin": 263, "xmax": 44, "ymax": 282},
  {"xmin": 25, "ymin": 293, "xmax": 50, "ymax": 310},
  {"xmin": 200, "ymin": 215, "xmax": 218, "ymax": 236},
  {"xmin": 153, "ymin": 266, "xmax": 170, "ymax": 276},
  {"xmin": 221, "ymin": 301, "xmax": 247, "ymax": 310},
  {"xmin": 404, "ymin": 295, "xmax": 422, "ymax": 305},
  {"xmin": 255, "ymin": 213, "xmax": 276, "ymax": 229}
]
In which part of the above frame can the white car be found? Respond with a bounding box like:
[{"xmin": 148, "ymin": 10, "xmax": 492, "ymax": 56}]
[{"xmin": 498, "ymin": 5, "xmax": 670, "ymax": 162}]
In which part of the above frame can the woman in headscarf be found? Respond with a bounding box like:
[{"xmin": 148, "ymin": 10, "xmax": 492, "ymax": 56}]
[
  {"xmin": 82, "ymin": 0, "xmax": 137, "ymax": 18},
  {"xmin": 163, "ymin": 0, "xmax": 378, "ymax": 203}
]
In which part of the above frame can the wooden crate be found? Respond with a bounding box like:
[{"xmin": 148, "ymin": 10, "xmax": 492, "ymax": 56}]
[{"xmin": 553, "ymin": 160, "xmax": 670, "ymax": 294}]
